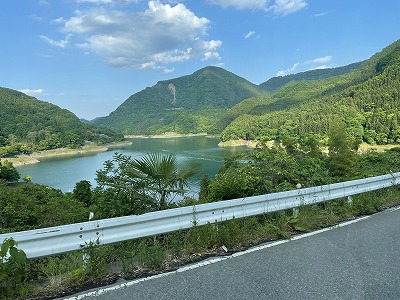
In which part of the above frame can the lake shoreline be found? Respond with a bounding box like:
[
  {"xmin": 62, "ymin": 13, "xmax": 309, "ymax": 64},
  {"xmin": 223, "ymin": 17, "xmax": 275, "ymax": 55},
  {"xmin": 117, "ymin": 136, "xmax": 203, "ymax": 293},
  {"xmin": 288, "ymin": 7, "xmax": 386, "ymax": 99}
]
[
  {"xmin": 218, "ymin": 139, "xmax": 259, "ymax": 148},
  {"xmin": 13, "ymin": 136, "xmax": 240, "ymax": 193},
  {"xmin": 8, "ymin": 141, "xmax": 133, "ymax": 167},
  {"xmin": 125, "ymin": 132, "xmax": 212, "ymax": 139},
  {"xmin": 124, "ymin": 132, "xmax": 257, "ymax": 147}
]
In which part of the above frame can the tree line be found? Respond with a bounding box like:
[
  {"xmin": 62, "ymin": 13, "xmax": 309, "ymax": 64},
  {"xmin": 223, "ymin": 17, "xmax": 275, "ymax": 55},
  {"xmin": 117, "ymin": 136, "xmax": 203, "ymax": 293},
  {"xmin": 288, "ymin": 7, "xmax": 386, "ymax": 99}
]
[
  {"xmin": 1, "ymin": 128, "xmax": 400, "ymax": 234},
  {"xmin": 1, "ymin": 131, "xmax": 400, "ymax": 299},
  {"xmin": 0, "ymin": 87, "xmax": 124, "ymax": 158},
  {"xmin": 220, "ymin": 50, "xmax": 400, "ymax": 146}
]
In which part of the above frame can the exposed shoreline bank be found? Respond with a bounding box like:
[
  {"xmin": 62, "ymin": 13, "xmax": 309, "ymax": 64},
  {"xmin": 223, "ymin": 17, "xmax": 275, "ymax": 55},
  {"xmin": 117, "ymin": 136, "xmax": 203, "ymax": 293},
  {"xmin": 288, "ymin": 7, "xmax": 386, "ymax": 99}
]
[
  {"xmin": 7, "ymin": 141, "xmax": 132, "ymax": 167},
  {"xmin": 125, "ymin": 132, "xmax": 210, "ymax": 139},
  {"xmin": 217, "ymin": 140, "xmax": 400, "ymax": 152},
  {"xmin": 125, "ymin": 133, "xmax": 257, "ymax": 148},
  {"xmin": 8, "ymin": 134, "xmax": 397, "ymax": 168},
  {"xmin": 218, "ymin": 139, "xmax": 259, "ymax": 148}
]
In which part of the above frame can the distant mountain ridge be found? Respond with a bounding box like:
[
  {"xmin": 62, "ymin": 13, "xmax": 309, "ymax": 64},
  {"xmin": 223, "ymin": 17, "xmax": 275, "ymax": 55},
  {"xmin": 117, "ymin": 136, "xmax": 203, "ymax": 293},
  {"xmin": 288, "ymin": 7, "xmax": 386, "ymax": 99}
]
[
  {"xmin": 259, "ymin": 61, "xmax": 365, "ymax": 94},
  {"xmin": 93, "ymin": 66, "xmax": 265, "ymax": 134},
  {"xmin": 93, "ymin": 57, "xmax": 373, "ymax": 136},
  {"xmin": 0, "ymin": 88, "xmax": 123, "ymax": 157},
  {"xmin": 220, "ymin": 39, "xmax": 400, "ymax": 145},
  {"xmin": 3, "ymin": 39, "xmax": 399, "ymax": 149}
]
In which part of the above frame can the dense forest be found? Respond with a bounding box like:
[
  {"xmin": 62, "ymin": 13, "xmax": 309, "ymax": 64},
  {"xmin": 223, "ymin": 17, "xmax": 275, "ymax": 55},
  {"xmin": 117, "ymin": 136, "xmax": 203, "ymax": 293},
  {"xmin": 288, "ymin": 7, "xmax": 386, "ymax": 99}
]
[
  {"xmin": 3, "ymin": 41, "xmax": 399, "ymax": 153},
  {"xmin": 91, "ymin": 39, "xmax": 400, "ymax": 147},
  {"xmin": 259, "ymin": 61, "xmax": 364, "ymax": 94},
  {"xmin": 93, "ymin": 66, "xmax": 265, "ymax": 134},
  {"xmin": 220, "ymin": 39, "xmax": 400, "ymax": 146},
  {"xmin": 0, "ymin": 88, "xmax": 124, "ymax": 157}
]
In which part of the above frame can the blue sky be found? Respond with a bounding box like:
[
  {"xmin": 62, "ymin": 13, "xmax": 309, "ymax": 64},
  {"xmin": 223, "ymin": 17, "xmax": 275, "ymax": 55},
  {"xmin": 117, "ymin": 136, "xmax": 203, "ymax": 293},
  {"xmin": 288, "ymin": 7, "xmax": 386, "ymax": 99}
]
[{"xmin": 1, "ymin": 0, "xmax": 399, "ymax": 120}]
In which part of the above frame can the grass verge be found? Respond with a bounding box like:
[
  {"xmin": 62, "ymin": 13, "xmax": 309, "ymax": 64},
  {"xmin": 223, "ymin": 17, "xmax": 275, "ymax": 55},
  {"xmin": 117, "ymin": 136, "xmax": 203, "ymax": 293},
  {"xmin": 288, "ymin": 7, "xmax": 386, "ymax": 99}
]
[{"xmin": 2, "ymin": 186, "xmax": 400, "ymax": 299}]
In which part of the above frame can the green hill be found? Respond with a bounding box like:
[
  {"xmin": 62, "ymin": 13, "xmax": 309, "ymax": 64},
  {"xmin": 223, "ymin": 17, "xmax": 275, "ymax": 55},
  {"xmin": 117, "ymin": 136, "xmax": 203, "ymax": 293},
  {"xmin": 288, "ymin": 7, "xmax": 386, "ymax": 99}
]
[
  {"xmin": 220, "ymin": 39, "xmax": 400, "ymax": 145},
  {"xmin": 259, "ymin": 61, "xmax": 364, "ymax": 95},
  {"xmin": 93, "ymin": 66, "xmax": 265, "ymax": 135},
  {"xmin": 0, "ymin": 88, "xmax": 124, "ymax": 157}
]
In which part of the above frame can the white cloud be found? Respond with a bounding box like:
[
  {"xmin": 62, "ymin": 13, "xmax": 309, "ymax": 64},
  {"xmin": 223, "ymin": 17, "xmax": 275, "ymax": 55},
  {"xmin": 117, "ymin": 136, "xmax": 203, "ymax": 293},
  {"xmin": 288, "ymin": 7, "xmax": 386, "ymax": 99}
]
[
  {"xmin": 271, "ymin": 0, "xmax": 308, "ymax": 16},
  {"xmin": 206, "ymin": 0, "xmax": 268, "ymax": 10},
  {"xmin": 202, "ymin": 40, "xmax": 223, "ymax": 53},
  {"xmin": 277, "ymin": 55, "xmax": 332, "ymax": 76},
  {"xmin": 39, "ymin": 34, "xmax": 72, "ymax": 48},
  {"xmin": 162, "ymin": 68, "xmax": 174, "ymax": 74},
  {"xmin": 314, "ymin": 12, "xmax": 328, "ymax": 17},
  {"xmin": 207, "ymin": 0, "xmax": 307, "ymax": 15},
  {"xmin": 276, "ymin": 62, "xmax": 300, "ymax": 76},
  {"xmin": 245, "ymin": 31, "xmax": 256, "ymax": 39},
  {"xmin": 30, "ymin": 14, "xmax": 43, "ymax": 22},
  {"xmin": 48, "ymin": 1, "xmax": 221, "ymax": 71},
  {"xmin": 305, "ymin": 55, "xmax": 332, "ymax": 64},
  {"xmin": 52, "ymin": 17, "xmax": 66, "ymax": 24},
  {"xmin": 214, "ymin": 62, "xmax": 225, "ymax": 68},
  {"xmin": 313, "ymin": 65, "xmax": 329, "ymax": 70},
  {"xmin": 106, "ymin": 56, "xmax": 130, "ymax": 67},
  {"xmin": 203, "ymin": 51, "xmax": 221, "ymax": 61},
  {"xmin": 18, "ymin": 89, "xmax": 45, "ymax": 96}
]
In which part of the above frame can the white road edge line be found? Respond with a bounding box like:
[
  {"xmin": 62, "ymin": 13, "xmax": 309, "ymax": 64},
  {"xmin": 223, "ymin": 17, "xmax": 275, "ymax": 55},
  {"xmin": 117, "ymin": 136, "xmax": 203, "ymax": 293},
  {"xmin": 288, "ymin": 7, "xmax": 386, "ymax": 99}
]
[{"xmin": 64, "ymin": 213, "xmax": 377, "ymax": 299}]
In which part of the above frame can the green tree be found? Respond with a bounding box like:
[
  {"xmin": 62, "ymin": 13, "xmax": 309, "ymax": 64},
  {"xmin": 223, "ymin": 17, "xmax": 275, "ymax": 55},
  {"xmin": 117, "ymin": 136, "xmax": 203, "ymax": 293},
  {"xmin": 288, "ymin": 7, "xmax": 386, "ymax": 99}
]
[
  {"xmin": 208, "ymin": 143, "xmax": 331, "ymax": 201},
  {"xmin": 281, "ymin": 135, "xmax": 299, "ymax": 154},
  {"xmin": 0, "ymin": 238, "xmax": 28, "ymax": 297},
  {"xmin": 328, "ymin": 121, "xmax": 356, "ymax": 178},
  {"xmin": 129, "ymin": 153, "xmax": 201, "ymax": 210},
  {"xmin": 96, "ymin": 153, "xmax": 199, "ymax": 215},
  {"xmin": 23, "ymin": 175, "xmax": 32, "ymax": 183},
  {"xmin": 298, "ymin": 134, "xmax": 322, "ymax": 157},
  {"xmin": 198, "ymin": 174, "xmax": 211, "ymax": 201},
  {"xmin": 73, "ymin": 180, "xmax": 93, "ymax": 207},
  {"xmin": 95, "ymin": 153, "xmax": 157, "ymax": 218},
  {"xmin": 0, "ymin": 183, "xmax": 88, "ymax": 231},
  {"xmin": 96, "ymin": 153, "xmax": 201, "ymax": 211},
  {"xmin": 0, "ymin": 159, "xmax": 20, "ymax": 182}
]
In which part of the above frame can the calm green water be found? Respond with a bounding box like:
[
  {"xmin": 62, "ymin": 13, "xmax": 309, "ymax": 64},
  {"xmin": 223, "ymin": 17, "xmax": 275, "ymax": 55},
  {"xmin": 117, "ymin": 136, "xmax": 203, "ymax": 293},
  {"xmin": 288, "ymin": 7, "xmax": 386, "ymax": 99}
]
[{"xmin": 16, "ymin": 136, "xmax": 248, "ymax": 197}]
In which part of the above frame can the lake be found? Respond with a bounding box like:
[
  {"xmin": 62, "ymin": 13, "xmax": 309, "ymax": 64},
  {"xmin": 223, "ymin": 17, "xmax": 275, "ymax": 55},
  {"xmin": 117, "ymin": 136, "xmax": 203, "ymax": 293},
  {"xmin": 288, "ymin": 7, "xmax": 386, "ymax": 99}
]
[{"xmin": 16, "ymin": 136, "xmax": 249, "ymax": 197}]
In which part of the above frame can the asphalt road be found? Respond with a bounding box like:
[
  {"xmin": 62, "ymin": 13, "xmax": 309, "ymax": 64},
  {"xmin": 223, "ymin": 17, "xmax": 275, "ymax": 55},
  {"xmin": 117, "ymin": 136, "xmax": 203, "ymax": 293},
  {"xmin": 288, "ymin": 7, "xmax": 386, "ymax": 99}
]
[{"xmin": 63, "ymin": 207, "xmax": 400, "ymax": 300}]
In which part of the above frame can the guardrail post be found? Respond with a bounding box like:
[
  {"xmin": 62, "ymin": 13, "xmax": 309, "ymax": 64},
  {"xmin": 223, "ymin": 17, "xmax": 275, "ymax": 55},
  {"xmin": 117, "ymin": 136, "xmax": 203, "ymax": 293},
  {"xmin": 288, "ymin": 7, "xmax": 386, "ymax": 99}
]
[
  {"xmin": 82, "ymin": 250, "xmax": 90, "ymax": 269},
  {"xmin": 292, "ymin": 207, "xmax": 299, "ymax": 217},
  {"xmin": 293, "ymin": 183, "xmax": 302, "ymax": 217},
  {"xmin": 81, "ymin": 212, "xmax": 95, "ymax": 269},
  {"xmin": 347, "ymin": 196, "xmax": 353, "ymax": 204}
]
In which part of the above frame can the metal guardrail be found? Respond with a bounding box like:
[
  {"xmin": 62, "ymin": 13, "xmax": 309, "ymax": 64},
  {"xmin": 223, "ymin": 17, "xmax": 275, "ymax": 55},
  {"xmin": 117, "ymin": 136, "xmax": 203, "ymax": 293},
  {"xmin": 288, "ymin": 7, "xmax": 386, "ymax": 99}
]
[{"xmin": 1, "ymin": 172, "xmax": 399, "ymax": 259}]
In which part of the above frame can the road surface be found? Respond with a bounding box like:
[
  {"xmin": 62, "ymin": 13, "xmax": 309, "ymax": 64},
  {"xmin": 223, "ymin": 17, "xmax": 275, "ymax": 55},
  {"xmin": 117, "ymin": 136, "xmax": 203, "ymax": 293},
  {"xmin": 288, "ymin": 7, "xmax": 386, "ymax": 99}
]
[{"xmin": 62, "ymin": 207, "xmax": 400, "ymax": 300}]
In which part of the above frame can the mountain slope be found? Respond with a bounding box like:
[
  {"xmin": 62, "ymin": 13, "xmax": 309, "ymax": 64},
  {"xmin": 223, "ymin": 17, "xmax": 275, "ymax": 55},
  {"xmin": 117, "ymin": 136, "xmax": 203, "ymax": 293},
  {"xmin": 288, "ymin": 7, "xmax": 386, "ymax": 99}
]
[
  {"xmin": 259, "ymin": 61, "xmax": 364, "ymax": 94},
  {"xmin": 93, "ymin": 66, "xmax": 266, "ymax": 135},
  {"xmin": 0, "ymin": 88, "xmax": 123, "ymax": 157},
  {"xmin": 221, "ymin": 39, "xmax": 400, "ymax": 145}
]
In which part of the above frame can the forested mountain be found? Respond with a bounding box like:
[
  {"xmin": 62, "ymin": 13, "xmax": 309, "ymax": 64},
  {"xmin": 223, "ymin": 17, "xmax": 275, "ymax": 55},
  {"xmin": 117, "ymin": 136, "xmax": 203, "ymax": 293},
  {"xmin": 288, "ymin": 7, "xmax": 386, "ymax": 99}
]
[
  {"xmin": 66, "ymin": 39, "xmax": 400, "ymax": 144},
  {"xmin": 0, "ymin": 88, "xmax": 124, "ymax": 157},
  {"xmin": 93, "ymin": 66, "xmax": 265, "ymax": 135},
  {"xmin": 220, "ymin": 39, "xmax": 400, "ymax": 145},
  {"xmin": 259, "ymin": 61, "xmax": 364, "ymax": 94}
]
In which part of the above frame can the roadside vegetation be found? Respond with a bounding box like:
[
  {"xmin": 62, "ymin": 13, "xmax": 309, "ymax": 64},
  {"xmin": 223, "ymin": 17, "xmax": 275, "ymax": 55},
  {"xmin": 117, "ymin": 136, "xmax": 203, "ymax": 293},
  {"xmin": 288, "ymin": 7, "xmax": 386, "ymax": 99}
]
[{"xmin": 1, "ymin": 129, "xmax": 400, "ymax": 299}]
